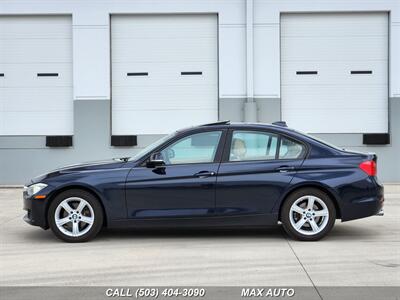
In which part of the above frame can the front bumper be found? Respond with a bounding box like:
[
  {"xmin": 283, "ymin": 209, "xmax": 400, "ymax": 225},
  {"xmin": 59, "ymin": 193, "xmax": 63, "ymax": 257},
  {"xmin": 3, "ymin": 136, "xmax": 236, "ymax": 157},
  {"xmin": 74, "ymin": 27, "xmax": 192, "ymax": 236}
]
[{"xmin": 23, "ymin": 191, "xmax": 49, "ymax": 229}]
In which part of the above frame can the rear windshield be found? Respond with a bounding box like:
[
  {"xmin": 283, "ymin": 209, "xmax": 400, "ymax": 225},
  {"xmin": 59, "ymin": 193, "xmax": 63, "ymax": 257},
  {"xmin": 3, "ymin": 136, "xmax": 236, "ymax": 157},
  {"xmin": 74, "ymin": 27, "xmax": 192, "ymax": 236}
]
[{"xmin": 292, "ymin": 130, "xmax": 344, "ymax": 151}]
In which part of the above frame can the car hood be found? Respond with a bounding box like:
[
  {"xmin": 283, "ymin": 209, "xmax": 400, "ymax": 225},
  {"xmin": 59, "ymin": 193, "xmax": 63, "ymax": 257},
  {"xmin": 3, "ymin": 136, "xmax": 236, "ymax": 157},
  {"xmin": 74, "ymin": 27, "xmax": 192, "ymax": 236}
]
[{"xmin": 29, "ymin": 157, "xmax": 130, "ymax": 184}]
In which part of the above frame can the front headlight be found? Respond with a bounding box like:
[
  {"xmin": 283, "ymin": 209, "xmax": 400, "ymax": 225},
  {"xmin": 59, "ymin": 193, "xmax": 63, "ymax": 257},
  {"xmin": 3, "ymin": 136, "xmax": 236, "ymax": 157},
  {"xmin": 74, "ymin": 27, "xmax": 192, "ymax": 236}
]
[{"xmin": 25, "ymin": 183, "xmax": 48, "ymax": 197}]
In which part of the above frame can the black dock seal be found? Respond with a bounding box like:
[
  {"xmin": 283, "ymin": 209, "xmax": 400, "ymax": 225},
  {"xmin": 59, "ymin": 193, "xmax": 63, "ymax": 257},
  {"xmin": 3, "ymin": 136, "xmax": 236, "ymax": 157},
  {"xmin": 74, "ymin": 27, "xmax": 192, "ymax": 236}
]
[
  {"xmin": 46, "ymin": 136, "xmax": 73, "ymax": 147},
  {"xmin": 111, "ymin": 135, "xmax": 138, "ymax": 147},
  {"xmin": 363, "ymin": 133, "xmax": 390, "ymax": 145}
]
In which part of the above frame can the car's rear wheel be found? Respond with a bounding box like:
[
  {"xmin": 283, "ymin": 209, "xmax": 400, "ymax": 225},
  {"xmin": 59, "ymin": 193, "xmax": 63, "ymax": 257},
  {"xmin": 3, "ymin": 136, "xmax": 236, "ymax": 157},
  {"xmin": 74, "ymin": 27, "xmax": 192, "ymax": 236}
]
[
  {"xmin": 48, "ymin": 189, "xmax": 103, "ymax": 242},
  {"xmin": 281, "ymin": 188, "xmax": 336, "ymax": 241}
]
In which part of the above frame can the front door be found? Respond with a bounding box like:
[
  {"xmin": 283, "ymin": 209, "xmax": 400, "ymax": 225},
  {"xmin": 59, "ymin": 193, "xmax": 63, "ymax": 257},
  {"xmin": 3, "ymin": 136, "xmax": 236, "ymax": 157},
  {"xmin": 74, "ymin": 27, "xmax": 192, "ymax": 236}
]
[{"xmin": 125, "ymin": 130, "xmax": 225, "ymax": 219}]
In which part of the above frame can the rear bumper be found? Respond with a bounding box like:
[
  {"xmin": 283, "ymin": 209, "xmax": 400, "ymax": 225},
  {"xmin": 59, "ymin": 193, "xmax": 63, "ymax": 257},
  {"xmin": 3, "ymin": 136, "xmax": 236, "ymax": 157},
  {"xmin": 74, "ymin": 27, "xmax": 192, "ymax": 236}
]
[{"xmin": 341, "ymin": 179, "xmax": 384, "ymax": 222}]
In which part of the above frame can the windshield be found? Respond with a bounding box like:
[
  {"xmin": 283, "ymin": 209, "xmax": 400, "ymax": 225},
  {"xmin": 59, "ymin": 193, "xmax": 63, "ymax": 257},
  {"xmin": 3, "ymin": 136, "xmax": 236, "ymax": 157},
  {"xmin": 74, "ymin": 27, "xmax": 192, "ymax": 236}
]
[{"xmin": 128, "ymin": 132, "xmax": 177, "ymax": 161}]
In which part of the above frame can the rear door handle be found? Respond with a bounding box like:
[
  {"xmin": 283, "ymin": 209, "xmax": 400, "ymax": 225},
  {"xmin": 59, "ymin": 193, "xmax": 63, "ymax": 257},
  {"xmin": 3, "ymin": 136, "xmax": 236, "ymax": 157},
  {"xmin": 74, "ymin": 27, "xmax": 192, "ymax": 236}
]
[
  {"xmin": 194, "ymin": 171, "xmax": 216, "ymax": 178},
  {"xmin": 275, "ymin": 166, "xmax": 296, "ymax": 172}
]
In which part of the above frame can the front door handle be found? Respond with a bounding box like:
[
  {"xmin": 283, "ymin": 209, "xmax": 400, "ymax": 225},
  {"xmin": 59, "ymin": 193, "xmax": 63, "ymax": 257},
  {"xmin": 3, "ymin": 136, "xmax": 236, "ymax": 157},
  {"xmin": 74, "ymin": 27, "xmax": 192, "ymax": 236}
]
[
  {"xmin": 193, "ymin": 171, "xmax": 216, "ymax": 178},
  {"xmin": 275, "ymin": 166, "xmax": 296, "ymax": 172}
]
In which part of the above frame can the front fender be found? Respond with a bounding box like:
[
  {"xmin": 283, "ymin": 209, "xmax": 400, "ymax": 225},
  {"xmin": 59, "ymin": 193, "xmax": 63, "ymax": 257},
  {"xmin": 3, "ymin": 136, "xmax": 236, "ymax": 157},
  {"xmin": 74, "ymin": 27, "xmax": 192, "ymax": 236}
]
[
  {"xmin": 43, "ymin": 168, "xmax": 131, "ymax": 226},
  {"xmin": 44, "ymin": 182, "xmax": 110, "ymax": 227}
]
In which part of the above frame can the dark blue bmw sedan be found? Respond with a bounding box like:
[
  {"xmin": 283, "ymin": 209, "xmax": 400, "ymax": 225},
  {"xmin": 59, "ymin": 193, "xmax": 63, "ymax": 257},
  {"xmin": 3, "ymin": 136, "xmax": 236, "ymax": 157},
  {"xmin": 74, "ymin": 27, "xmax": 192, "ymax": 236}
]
[{"xmin": 23, "ymin": 121, "xmax": 384, "ymax": 242}]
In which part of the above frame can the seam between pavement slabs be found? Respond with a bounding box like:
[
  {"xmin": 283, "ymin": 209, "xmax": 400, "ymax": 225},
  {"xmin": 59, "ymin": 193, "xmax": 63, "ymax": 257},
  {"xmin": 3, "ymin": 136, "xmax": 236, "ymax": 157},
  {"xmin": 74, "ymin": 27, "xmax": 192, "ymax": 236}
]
[{"xmin": 285, "ymin": 237, "xmax": 323, "ymax": 300}]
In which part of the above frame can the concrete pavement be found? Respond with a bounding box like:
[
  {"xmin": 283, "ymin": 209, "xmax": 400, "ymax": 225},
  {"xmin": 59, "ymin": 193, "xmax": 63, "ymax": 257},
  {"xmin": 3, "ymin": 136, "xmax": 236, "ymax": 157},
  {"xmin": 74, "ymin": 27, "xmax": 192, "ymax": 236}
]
[{"xmin": 0, "ymin": 188, "xmax": 399, "ymax": 286}]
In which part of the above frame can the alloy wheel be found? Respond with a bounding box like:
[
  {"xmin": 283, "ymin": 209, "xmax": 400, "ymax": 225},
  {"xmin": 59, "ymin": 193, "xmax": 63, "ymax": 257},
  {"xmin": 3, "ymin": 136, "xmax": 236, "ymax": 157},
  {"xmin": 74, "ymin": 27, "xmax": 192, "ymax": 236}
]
[
  {"xmin": 54, "ymin": 197, "xmax": 95, "ymax": 237},
  {"xmin": 289, "ymin": 195, "xmax": 329, "ymax": 236}
]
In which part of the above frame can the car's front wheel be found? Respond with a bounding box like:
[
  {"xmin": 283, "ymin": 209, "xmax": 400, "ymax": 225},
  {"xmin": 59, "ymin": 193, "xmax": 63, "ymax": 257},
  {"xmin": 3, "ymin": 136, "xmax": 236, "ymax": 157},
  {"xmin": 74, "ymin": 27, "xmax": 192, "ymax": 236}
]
[
  {"xmin": 48, "ymin": 189, "xmax": 104, "ymax": 242},
  {"xmin": 281, "ymin": 188, "xmax": 336, "ymax": 241}
]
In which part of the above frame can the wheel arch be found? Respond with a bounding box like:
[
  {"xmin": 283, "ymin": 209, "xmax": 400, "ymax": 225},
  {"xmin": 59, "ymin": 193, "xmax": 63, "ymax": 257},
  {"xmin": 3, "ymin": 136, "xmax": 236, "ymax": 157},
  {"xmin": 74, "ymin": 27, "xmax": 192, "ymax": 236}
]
[
  {"xmin": 45, "ymin": 184, "xmax": 108, "ymax": 228},
  {"xmin": 277, "ymin": 183, "xmax": 342, "ymax": 220}
]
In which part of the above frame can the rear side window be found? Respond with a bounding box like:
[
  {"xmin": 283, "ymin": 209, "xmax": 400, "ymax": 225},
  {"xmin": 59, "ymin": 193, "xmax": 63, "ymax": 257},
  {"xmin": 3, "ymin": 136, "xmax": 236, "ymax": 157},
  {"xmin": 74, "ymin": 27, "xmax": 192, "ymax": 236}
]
[
  {"xmin": 229, "ymin": 131, "xmax": 278, "ymax": 161},
  {"xmin": 279, "ymin": 137, "xmax": 305, "ymax": 159}
]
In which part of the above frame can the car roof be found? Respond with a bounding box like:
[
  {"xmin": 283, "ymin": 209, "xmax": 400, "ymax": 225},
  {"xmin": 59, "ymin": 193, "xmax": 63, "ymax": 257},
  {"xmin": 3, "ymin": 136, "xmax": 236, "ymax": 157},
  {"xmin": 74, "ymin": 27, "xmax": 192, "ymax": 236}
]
[
  {"xmin": 176, "ymin": 121, "xmax": 289, "ymax": 134},
  {"xmin": 195, "ymin": 120, "xmax": 292, "ymax": 131}
]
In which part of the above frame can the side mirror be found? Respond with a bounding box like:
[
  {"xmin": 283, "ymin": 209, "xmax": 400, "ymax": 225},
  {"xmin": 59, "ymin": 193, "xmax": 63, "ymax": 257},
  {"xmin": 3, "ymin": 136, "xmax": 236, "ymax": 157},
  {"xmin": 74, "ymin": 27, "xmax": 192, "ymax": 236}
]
[{"xmin": 146, "ymin": 152, "xmax": 166, "ymax": 168}]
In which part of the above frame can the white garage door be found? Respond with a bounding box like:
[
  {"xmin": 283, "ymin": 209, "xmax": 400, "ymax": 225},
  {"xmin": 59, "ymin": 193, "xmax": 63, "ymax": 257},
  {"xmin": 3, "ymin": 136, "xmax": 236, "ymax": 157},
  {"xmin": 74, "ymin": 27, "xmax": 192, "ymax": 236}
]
[
  {"xmin": 111, "ymin": 14, "xmax": 218, "ymax": 135},
  {"xmin": 0, "ymin": 16, "xmax": 73, "ymax": 135},
  {"xmin": 281, "ymin": 13, "xmax": 388, "ymax": 133}
]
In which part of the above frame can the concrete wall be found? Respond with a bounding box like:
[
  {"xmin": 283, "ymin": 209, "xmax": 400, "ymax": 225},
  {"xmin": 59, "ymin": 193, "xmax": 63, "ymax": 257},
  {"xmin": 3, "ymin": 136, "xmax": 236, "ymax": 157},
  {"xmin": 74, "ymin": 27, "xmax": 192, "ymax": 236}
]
[{"xmin": 1, "ymin": 0, "xmax": 399, "ymax": 184}]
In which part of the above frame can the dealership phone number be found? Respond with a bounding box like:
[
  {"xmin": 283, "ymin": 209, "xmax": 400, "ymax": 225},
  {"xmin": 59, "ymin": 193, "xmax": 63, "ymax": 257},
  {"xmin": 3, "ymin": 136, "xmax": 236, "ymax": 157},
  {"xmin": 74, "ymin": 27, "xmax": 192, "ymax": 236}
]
[
  {"xmin": 106, "ymin": 288, "xmax": 206, "ymax": 298},
  {"xmin": 137, "ymin": 288, "xmax": 205, "ymax": 298}
]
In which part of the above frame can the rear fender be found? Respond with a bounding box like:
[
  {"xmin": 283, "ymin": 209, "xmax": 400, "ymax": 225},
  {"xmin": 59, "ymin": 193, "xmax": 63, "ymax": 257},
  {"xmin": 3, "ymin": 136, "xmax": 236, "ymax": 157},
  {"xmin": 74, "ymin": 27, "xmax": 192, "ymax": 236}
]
[{"xmin": 272, "ymin": 180, "xmax": 342, "ymax": 218}]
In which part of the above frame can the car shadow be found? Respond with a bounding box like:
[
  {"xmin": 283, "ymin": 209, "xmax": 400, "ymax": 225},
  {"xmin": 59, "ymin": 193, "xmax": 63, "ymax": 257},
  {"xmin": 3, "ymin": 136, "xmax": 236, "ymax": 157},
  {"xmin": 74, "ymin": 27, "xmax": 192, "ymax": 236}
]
[
  {"xmin": 327, "ymin": 223, "xmax": 384, "ymax": 241},
  {"xmin": 96, "ymin": 226, "xmax": 286, "ymax": 241},
  {"xmin": 18, "ymin": 227, "xmax": 58, "ymax": 242},
  {"xmin": 96, "ymin": 222, "xmax": 382, "ymax": 242},
  {"xmin": 18, "ymin": 222, "xmax": 383, "ymax": 243}
]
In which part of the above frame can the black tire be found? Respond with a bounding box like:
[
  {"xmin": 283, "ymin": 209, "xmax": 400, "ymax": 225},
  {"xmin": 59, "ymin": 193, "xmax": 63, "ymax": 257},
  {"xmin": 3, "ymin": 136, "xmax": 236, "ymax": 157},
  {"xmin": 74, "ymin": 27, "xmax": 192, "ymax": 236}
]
[
  {"xmin": 48, "ymin": 189, "xmax": 104, "ymax": 243},
  {"xmin": 281, "ymin": 188, "xmax": 336, "ymax": 241}
]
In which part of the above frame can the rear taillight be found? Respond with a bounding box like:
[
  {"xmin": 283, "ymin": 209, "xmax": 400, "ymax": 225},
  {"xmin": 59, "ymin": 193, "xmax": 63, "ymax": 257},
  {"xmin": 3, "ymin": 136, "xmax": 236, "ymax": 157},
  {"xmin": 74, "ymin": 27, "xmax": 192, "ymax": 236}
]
[{"xmin": 359, "ymin": 160, "xmax": 377, "ymax": 176}]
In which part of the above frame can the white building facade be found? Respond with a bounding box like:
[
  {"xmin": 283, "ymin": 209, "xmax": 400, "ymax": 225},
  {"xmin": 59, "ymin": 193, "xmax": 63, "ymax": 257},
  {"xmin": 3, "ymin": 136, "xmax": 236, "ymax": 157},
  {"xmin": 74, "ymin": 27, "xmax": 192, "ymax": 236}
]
[{"xmin": 0, "ymin": 0, "xmax": 399, "ymax": 184}]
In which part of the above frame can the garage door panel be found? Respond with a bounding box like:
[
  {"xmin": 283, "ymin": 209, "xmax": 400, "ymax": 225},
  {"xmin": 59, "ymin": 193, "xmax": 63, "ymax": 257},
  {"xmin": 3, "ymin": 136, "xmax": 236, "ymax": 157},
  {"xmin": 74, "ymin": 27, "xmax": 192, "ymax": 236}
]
[
  {"xmin": 112, "ymin": 38, "xmax": 216, "ymax": 63},
  {"xmin": 0, "ymin": 16, "xmax": 71, "ymax": 39},
  {"xmin": 281, "ymin": 13, "xmax": 388, "ymax": 134},
  {"xmin": 112, "ymin": 15, "xmax": 216, "ymax": 39},
  {"xmin": 112, "ymin": 14, "xmax": 218, "ymax": 135},
  {"xmin": 281, "ymin": 36, "xmax": 387, "ymax": 62},
  {"xmin": 3, "ymin": 111, "xmax": 73, "ymax": 135},
  {"xmin": 0, "ymin": 39, "xmax": 71, "ymax": 64},
  {"xmin": 3, "ymin": 87, "xmax": 73, "ymax": 112},
  {"xmin": 0, "ymin": 63, "xmax": 72, "ymax": 87},
  {"xmin": 281, "ymin": 86, "xmax": 388, "ymax": 110},
  {"xmin": 113, "ymin": 27, "xmax": 216, "ymax": 39},
  {"xmin": 0, "ymin": 95, "xmax": 4, "ymax": 111},
  {"xmin": 282, "ymin": 61, "xmax": 387, "ymax": 86},
  {"xmin": 112, "ymin": 86, "xmax": 217, "ymax": 111},
  {"xmin": 112, "ymin": 109, "xmax": 217, "ymax": 135},
  {"xmin": 112, "ymin": 62, "xmax": 216, "ymax": 86},
  {"xmin": 281, "ymin": 13, "xmax": 388, "ymax": 38},
  {"xmin": 283, "ymin": 109, "xmax": 388, "ymax": 133}
]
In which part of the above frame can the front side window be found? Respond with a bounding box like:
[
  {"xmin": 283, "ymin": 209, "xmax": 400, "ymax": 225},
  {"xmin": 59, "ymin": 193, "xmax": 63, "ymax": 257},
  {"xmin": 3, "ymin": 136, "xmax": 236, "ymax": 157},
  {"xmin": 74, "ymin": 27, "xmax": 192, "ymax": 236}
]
[
  {"xmin": 129, "ymin": 132, "xmax": 177, "ymax": 161},
  {"xmin": 229, "ymin": 131, "xmax": 278, "ymax": 161},
  {"xmin": 159, "ymin": 131, "xmax": 222, "ymax": 165}
]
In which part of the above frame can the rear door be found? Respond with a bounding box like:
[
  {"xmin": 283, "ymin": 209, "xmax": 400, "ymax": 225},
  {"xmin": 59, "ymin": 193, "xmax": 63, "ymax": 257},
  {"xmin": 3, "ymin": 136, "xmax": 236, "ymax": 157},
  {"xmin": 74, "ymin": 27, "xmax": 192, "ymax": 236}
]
[{"xmin": 215, "ymin": 129, "xmax": 307, "ymax": 217}]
